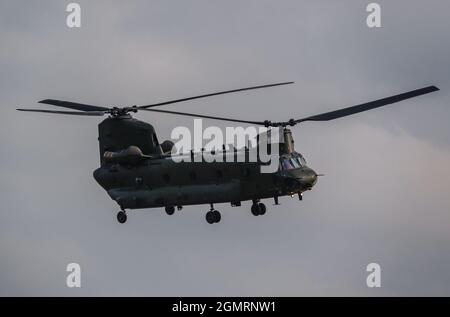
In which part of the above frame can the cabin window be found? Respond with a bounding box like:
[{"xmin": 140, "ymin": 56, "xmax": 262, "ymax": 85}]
[{"xmin": 135, "ymin": 177, "xmax": 143, "ymax": 185}]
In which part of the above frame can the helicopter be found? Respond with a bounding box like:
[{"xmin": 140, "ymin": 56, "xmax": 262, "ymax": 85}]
[{"xmin": 17, "ymin": 82, "xmax": 439, "ymax": 224}]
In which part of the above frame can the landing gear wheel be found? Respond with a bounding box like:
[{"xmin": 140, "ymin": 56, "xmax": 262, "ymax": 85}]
[
  {"xmin": 206, "ymin": 210, "xmax": 221, "ymax": 224},
  {"xmin": 117, "ymin": 211, "xmax": 127, "ymax": 224},
  {"xmin": 206, "ymin": 211, "xmax": 216, "ymax": 224},
  {"xmin": 258, "ymin": 203, "xmax": 266, "ymax": 215},
  {"xmin": 251, "ymin": 203, "xmax": 266, "ymax": 216},
  {"xmin": 212, "ymin": 210, "xmax": 221, "ymax": 223},
  {"xmin": 251, "ymin": 204, "xmax": 260, "ymax": 216},
  {"xmin": 165, "ymin": 206, "xmax": 175, "ymax": 215}
]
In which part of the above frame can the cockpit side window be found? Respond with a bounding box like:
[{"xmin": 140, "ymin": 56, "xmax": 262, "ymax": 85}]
[{"xmin": 298, "ymin": 154, "xmax": 307, "ymax": 166}]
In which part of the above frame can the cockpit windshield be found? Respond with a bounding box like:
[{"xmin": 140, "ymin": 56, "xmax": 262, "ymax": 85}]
[
  {"xmin": 290, "ymin": 158, "xmax": 301, "ymax": 168},
  {"xmin": 280, "ymin": 154, "xmax": 307, "ymax": 171},
  {"xmin": 281, "ymin": 158, "xmax": 295, "ymax": 170}
]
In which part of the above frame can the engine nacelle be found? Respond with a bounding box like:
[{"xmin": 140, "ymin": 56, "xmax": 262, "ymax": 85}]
[{"xmin": 103, "ymin": 145, "xmax": 145, "ymax": 165}]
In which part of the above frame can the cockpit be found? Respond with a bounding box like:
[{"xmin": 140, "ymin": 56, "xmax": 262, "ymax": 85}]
[
  {"xmin": 280, "ymin": 153, "xmax": 307, "ymax": 171},
  {"xmin": 278, "ymin": 152, "xmax": 317, "ymax": 189}
]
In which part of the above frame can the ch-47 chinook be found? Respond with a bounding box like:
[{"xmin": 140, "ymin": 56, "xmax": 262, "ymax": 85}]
[{"xmin": 17, "ymin": 82, "xmax": 439, "ymax": 224}]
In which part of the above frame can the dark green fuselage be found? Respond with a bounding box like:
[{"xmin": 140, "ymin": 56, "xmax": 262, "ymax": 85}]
[{"xmin": 93, "ymin": 116, "xmax": 317, "ymax": 210}]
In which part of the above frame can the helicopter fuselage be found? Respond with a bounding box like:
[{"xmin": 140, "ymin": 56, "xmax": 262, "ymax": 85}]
[
  {"xmin": 93, "ymin": 116, "xmax": 317, "ymax": 210},
  {"xmin": 93, "ymin": 153, "xmax": 317, "ymax": 210}
]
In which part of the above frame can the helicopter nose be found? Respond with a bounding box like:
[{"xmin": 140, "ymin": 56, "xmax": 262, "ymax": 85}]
[{"xmin": 298, "ymin": 168, "xmax": 318, "ymax": 188}]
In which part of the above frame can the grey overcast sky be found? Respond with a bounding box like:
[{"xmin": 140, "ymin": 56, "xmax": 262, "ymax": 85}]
[{"xmin": 1, "ymin": 0, "xmax": 449, "ymax": 296}]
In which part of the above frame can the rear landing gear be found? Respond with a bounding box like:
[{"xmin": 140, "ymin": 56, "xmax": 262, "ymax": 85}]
[
  {"xmin": 117, "ymin": 210, "xmax": 127, "ymax": 224},
  {"xmin": 206, "ymin": 210, "xmax": 221, "ymax": 224},
  {"xmin": 258, "ymin": 203, "xmax": 266, "ymax": 215},
  {"xmin": 251, "ymin": 202, "xmax": 266, "ymax": 216},
  {"xmin": 206, "ymin": 204, "xmax": 221, "ymax": 224}
]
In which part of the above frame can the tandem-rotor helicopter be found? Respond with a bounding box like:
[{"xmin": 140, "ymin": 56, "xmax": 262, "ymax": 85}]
[{"xmin": 17, "ymin": 82, "xmax": 439, "ymax": 224}]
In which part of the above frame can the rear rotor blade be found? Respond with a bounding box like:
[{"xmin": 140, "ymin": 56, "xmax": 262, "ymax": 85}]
[
  {"xmin": 17, "ymin": 108, "xmax": 106, "ymax": 116},
  {"xmin": 295, "ymin": 85, "xmax": 439, "ymax": 124},
  {"xmin": 141, "ymin": 108, "xmax": 266, "ymax": 125},
  {"xmin": 39, "ymin": 99, "xmax": 110, "ymax": 112},
  {"xmin": 139, "ymin": 81, "xmax": 294, "ymax": 109}
]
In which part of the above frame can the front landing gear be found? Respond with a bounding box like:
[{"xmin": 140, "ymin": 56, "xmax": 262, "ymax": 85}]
[
  {"xmin": 205, "ymin": 204, "xmax": 221, "ymax": 224},
  {"xmin": 251, "ymin": 201, "xmax": 266, "ymax": 216},
  {"xmin": 117, "ymin": 210, "xmax": 127, "ymax": 224}
]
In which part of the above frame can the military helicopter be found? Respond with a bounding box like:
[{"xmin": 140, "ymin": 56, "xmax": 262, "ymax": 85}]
[{"xmin": 17, "ymin": 82, "xmax": 439, "ymax": 224}]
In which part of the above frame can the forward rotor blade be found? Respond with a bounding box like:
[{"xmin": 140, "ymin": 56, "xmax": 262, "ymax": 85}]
[
  {"xmin": 141, "ymin": 108, "xmax": 265, "ymax": 125},
  {"xmin": 139, "ymin": 81, "xmax": 294, "ymax": 109},
  {"xmin": 17, "ymin": 108, "xmax": 106, "ymax": 116},
  {"xmin": 39, "ymin": 99, "xmax": 110, "ymax": 112},
  {"xmin": 295, "ymin": 86, "xmax": 439, "ymax": 124}
]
